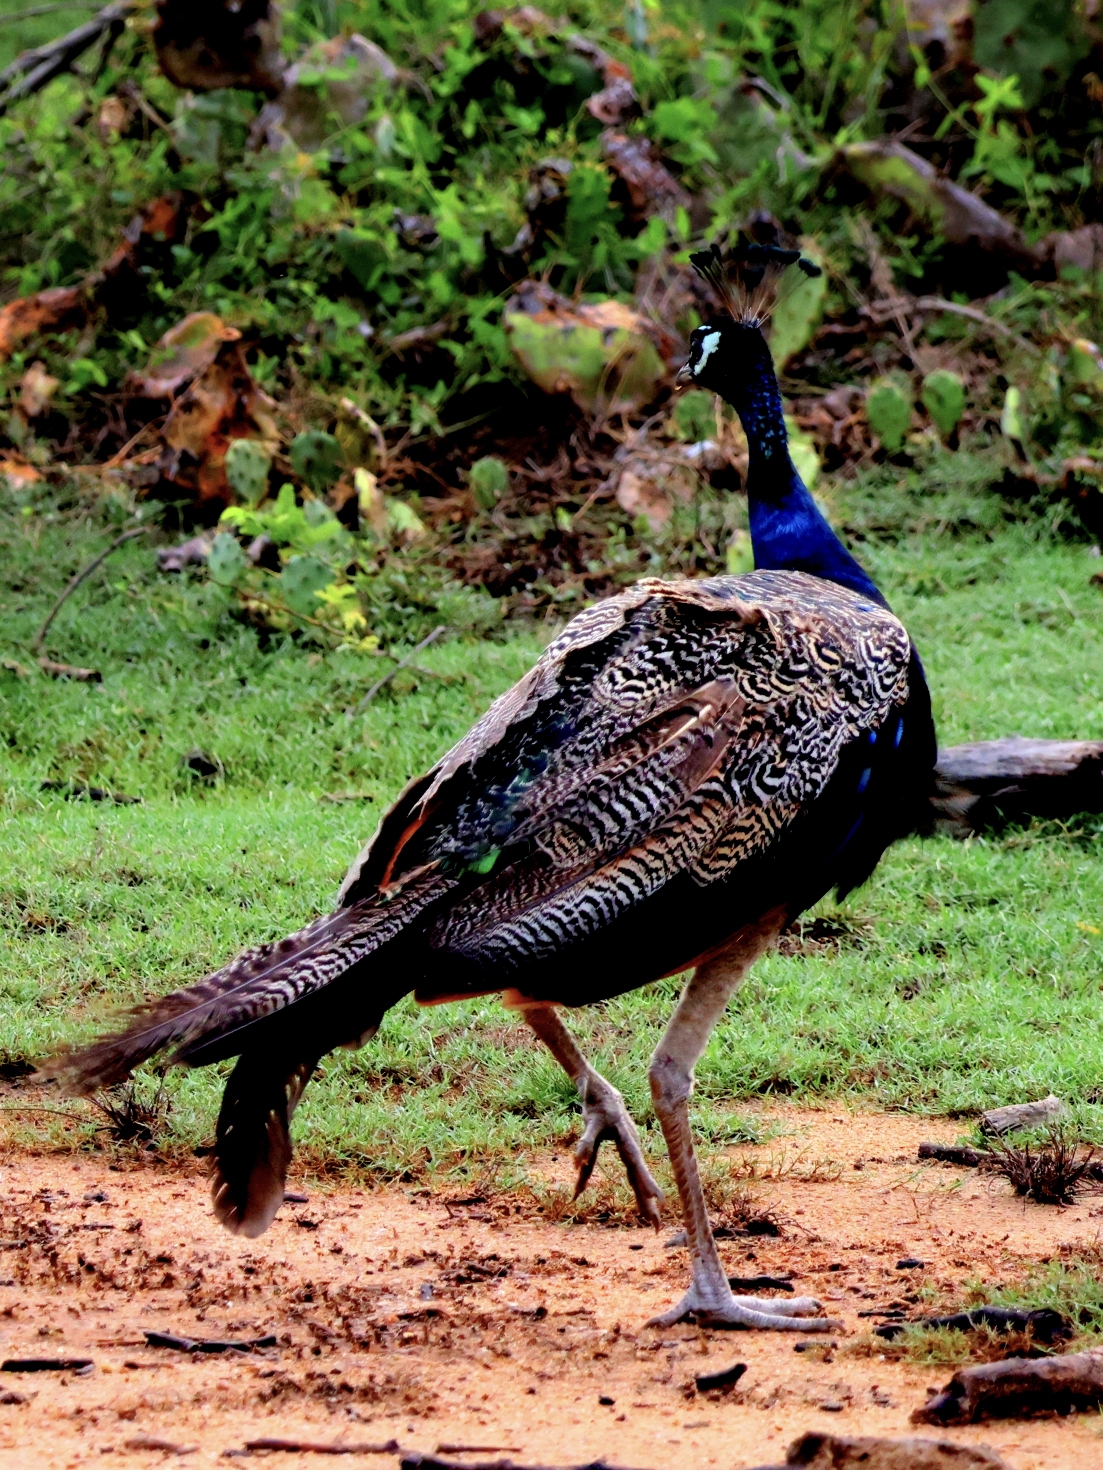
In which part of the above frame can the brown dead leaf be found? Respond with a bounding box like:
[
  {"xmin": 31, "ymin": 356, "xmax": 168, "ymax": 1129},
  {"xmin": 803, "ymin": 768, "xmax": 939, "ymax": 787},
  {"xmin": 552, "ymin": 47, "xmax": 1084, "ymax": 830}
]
[
  {"xmin": 0, "ymin": 453, "xmax": 43, "ymax": 489},
  {"xmin": 95, "ymin": 194, "xmax": 185, "ymax": 304},
  {"xmin": 504, "ymin": 282, "xmax": 669, "ymax": 415},
  {"xmin": 97, "ymin": 95, "xmax": 130, "ymax": 141},
  {"xmin": 158, "ymin": 339, "xmax": 279, "ymax": 505},
  {"xmin": 1047, "ymin": 223, "xmax": 1103, "ymax": 274},
  {"xmin": 127, "ymin": 313, "xmax": 242, "ymax": 399},
  {"xmin": 615, "ymin": 467, "xmax": 673, "ymax": 530},
  {"xmin": 602, "ymin": 131, "xmax": 690, "ymax": 222},
  {"xmin": 587, "ymin": 64, "xmax": 637, "ymax": 125},
  {"xmin": 0, "ymin": 195, "xmax": 184, "ymax": 364},
  {"xmin": 614, "ymin": 445, "xmax": 699, "ymax": 532},
  {"xmin": 18, "ymin": 363, "xmax": 60, "ymax": 419},
  {"xmin": 904, "ymin": 0, "xmax": 972, "ymax": 67},
  {"xmin": 0, "ymin": 288, "xmax": 85, "ymax": 362},
  {"xmin": 156, "ymin": 534, "xmax": 214, "ymax": 572}
]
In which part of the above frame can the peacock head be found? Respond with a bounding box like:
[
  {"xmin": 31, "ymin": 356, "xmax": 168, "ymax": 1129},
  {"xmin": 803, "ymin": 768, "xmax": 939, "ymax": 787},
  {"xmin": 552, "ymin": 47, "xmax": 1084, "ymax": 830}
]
[
  {"xmin": 682, "ymin": 318, "xmax": 771, "ymax": 395},
  {"xmin": 681, "ymin": 240, "xmax": 821, "ymax": 396}
]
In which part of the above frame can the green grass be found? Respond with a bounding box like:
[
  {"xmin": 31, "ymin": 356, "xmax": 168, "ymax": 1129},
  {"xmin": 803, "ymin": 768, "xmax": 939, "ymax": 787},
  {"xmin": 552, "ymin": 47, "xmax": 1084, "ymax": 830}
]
[
  {"xmin": 3, "ymin": 455, "xmax": 1103, "ymax": 1184},
  {"xmin": 874, "ymin": 1257, "xmax": 1103, "ymax": 1364}
]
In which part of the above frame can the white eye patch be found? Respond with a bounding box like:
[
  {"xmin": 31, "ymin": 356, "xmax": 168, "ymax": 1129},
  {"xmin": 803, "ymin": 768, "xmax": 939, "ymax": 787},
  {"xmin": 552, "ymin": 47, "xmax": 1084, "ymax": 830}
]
[{"xmin": 694, "ymin": 330, "xmax": 721, "ymax": 370}]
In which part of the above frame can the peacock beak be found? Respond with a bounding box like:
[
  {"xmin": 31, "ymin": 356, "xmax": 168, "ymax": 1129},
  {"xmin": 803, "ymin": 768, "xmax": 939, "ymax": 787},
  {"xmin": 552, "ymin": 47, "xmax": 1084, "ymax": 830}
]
[{"xmin": 676, "ymin": 362, "xmax": 693, "ymax": 385}]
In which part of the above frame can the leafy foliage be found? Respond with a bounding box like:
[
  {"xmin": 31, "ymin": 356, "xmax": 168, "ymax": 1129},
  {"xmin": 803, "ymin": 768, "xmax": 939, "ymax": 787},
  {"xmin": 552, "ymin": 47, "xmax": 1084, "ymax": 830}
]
[{"xmin": 3, "ymin": 0, "xmax": 1103, "ymax": 638}]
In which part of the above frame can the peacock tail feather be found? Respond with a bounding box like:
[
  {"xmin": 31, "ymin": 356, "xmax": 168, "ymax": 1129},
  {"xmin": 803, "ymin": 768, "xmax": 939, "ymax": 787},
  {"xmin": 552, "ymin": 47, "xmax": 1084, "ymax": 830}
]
[{"xmin": 41, "ymin": 862, "xmax": 456, "ymax": 1094}]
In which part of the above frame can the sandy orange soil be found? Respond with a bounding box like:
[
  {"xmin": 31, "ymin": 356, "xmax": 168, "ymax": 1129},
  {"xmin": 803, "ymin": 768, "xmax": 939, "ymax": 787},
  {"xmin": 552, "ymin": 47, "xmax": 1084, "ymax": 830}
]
[{"xmin": 1, "ymin": 1107, "xmax": 1102, "ymax": 1470}]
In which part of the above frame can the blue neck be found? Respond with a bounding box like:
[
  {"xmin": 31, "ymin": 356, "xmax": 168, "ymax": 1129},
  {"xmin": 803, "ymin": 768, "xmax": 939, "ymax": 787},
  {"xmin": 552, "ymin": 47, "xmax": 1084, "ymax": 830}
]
[{"xmin": 728, "ymin": 359, "xmax": 887, "ymax": 608}]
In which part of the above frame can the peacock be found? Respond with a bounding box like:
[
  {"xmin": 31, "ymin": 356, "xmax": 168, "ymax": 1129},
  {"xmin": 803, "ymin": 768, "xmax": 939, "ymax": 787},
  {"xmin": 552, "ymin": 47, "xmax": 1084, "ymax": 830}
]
[{"xmin": 43, "ymin": 242, "xmax": 936, "ymax": 1333}]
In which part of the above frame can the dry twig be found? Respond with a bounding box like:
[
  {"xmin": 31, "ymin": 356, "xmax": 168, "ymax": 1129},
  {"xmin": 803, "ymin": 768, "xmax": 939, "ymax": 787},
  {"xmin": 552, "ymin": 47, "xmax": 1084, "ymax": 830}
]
[
  {"xmin": 0, "ymin": 0, "xmax": 131, "ymax": 116},
  {"xmin": 350, "ymin": 625, "xmax": 446, "ymax": 715},
  {"xmin": 31, "ymin": 524, "xmax": 146, "ymax": 653}
]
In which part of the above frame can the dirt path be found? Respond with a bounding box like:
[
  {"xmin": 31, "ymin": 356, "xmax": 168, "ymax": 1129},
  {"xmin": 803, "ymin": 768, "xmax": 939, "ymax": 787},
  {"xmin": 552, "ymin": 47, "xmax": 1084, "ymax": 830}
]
[{"xmin": 1, "ymin": 1108, "xmax": 1103, "ymax": 1470}]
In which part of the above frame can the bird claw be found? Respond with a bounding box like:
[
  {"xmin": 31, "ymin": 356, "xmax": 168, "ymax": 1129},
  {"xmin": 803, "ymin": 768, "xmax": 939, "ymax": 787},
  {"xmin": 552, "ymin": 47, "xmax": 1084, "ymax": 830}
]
[
  {"xmin": 573, "ymin": 1084, "xmax": 664, "ymax": 1227},
  {"xmin": 648, "ymin": 1285, "xmax": 840, "ymax": 1332}
]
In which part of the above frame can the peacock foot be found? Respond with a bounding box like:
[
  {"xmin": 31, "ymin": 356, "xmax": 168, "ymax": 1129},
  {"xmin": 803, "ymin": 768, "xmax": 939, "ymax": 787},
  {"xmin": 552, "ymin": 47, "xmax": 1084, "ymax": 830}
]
[
  {"xmin": 648, "ymin": 1283, "xmax": 840, "ymax": 1332},
  {"xmin": 574, "ymin": 1080, "xmax": 664, "ymax": 1227}
]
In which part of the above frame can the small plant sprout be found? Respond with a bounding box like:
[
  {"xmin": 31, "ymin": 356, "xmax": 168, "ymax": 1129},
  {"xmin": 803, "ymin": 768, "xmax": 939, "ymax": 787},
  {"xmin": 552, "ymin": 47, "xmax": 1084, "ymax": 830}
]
[
  {"xmin": 866, "ymin": 379, "xmax": 913, "ymax": 452},
  {"xmin": 921, "ymin": 370, "xmax": 966, "ymax": 438},
  {"xmin": 469, "ymin": 456, "xmax": 509, "ymax": 510}
]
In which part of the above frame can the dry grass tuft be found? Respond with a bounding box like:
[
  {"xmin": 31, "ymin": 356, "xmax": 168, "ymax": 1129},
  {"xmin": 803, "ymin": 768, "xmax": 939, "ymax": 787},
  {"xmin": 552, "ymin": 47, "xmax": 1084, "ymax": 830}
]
[
  {"xmin": 520, "ymin": 1173, "xmax": 662, "ymax": 1228},
  {"xmin": 90, "ymin": 1078, "xmax": 170, "ymax": 1146},
  {"xmin": 986, "ymin": 1126, "xmax": 1098, "ymax": 1206}
]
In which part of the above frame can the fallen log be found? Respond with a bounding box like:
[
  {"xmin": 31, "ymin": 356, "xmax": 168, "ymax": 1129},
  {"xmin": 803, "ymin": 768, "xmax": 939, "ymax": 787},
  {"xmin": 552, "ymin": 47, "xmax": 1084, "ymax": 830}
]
[
  {"xmin": 768, "ymin": 1432, "xmax": 1013, "ymax": 1468},
  {"xmin": 913, "ymin": 1347, "xmax": 1103, "ymax": 1424},
  {"xmin": 842, "ymin": 140, "xmax": 1041, "ymax": 273},
  {"xmin": 928, "ymin": 737, "xmax": 1103, "ymax": 836}
]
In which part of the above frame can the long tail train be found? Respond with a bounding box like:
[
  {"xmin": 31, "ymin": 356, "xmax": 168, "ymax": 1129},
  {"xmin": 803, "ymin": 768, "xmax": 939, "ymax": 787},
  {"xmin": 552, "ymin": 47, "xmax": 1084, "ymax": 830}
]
[{"xmin": 40, "ymin": 865, "xmax": 454, "ymax": 1235}]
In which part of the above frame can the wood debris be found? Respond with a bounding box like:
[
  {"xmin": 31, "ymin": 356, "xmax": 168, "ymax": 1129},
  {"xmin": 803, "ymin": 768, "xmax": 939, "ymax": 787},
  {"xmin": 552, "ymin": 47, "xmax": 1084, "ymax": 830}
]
[{"xmin": 914, "ymin": 1347, "xmax": 1103, "ymax": 1425}]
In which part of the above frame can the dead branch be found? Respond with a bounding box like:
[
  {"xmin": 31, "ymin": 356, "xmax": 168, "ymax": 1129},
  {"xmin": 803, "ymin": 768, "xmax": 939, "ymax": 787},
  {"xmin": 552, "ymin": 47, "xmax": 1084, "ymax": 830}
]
[
  {"xmin": 349, "ymin": 625, "xmax": 446, "ymax": 716},
  {"xmin": 36, "ymin": 658, "xmax": 102, "ymax": 681},
  {"xmin": 0, "ymin": 3, "xmax": 98, "ymax": 24},
  {"xmin": 912, "ymin": 296, "xmax": 1022, "ymax": 341},
  {"xmin": 0, "ymin": 0, "xmax": 131, "ymax": 117}
]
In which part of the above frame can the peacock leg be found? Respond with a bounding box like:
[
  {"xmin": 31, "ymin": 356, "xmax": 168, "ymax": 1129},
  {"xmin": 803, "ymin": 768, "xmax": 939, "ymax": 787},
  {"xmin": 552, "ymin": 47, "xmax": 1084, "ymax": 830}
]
[
  {"xmin": 647, "ymin": 913, "xmax": 840, "ymax": 1332},
  {"xmin": 518, "ymin": 1000, "xmax": 664, "ymax": 1226}
]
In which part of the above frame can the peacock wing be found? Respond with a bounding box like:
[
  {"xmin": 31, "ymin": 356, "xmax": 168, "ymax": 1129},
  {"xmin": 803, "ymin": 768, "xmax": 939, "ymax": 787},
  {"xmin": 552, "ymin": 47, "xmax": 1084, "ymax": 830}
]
[
  {"xmin": 397, "ymin": 572, "xmax": 913, "ymax": 977},
  {"xmin": 41, "ymin": 571, "xmax": 912, "ymax": 1095},
  {"xmin": 335, "ymin": 575, "xmax": 764, "ymax": 905}
]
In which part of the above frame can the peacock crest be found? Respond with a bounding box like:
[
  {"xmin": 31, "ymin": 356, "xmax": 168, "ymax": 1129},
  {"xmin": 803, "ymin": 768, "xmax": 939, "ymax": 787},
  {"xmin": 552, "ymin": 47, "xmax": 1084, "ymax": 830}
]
[{"xmin": 689, "ymin": 239, "xmax": 821, "ymax": 329}]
